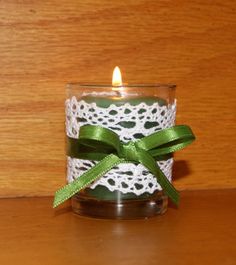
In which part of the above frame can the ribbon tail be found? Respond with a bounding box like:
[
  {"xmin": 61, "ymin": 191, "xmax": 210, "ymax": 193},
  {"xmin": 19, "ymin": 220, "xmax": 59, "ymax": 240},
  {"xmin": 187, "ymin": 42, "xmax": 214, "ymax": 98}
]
[
  {"xmin": 53, "ymin": 154, "xmax": 122, "ymax": 208},
  {"xmin": 137, "ymin": 150, "xmax": 180, "ymax": 205}
]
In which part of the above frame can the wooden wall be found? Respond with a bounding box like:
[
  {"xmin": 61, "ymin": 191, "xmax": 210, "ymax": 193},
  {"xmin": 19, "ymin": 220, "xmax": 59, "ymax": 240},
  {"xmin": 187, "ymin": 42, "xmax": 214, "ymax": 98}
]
[{"xmin": 0, "ymin": 0, "xmax": 235, "ymax": 197}]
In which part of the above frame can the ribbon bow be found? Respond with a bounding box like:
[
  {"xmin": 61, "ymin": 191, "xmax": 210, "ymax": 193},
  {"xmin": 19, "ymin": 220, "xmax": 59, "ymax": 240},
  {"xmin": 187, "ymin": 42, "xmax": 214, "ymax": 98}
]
[{"xmin": 53, "ymin": 125, "xmax": 195, "ymax": 208}]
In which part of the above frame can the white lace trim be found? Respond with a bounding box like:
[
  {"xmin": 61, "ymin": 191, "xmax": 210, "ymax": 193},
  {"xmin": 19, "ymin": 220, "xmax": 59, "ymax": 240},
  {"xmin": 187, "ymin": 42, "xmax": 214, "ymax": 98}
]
[
  {"xmin": 67, "ymin": 157, "xmax": 173, "ymax": 195},
  {"xmin": 66, "ymin": 96, "xmax": 176, "ymax": 195}
]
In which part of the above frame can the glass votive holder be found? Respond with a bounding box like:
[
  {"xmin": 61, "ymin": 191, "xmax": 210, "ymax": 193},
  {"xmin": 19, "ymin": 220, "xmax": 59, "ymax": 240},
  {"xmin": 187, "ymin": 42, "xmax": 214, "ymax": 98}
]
[{"xmin": 65, "ymin": 83, "xmax": 176, "ymax": 219}]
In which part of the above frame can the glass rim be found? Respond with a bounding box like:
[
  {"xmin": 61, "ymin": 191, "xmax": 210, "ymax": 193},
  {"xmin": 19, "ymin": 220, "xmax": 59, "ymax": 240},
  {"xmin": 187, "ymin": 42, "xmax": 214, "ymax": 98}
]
[{"xmin": 67, "ymin": 82, "xmax": 176, "ymax": 89}]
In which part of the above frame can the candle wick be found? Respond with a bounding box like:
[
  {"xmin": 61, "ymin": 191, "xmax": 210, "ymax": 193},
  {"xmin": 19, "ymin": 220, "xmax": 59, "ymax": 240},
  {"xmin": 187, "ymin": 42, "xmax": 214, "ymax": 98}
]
[{"xmin": 115, "ymin": 90, "xmax": 122, "ymax": 97}]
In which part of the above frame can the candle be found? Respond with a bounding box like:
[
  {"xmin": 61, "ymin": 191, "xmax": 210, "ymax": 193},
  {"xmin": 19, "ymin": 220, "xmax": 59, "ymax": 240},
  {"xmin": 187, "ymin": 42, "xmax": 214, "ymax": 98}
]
[
  {"xmin": 66, "ymin": 67, "xmax": 176, "ymax": 217},
  {"xmin": 81, "ymin": 67, "xmax": 166, "ymax": 107}
]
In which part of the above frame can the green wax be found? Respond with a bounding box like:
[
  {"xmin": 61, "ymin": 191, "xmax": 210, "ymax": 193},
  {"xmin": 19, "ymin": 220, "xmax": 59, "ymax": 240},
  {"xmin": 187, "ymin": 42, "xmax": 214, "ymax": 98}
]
[
  {"xmin": 74, "ymin": 95, "xmax": 169, "ymax": 201},
  {"xmin": 85, "ymin": 185, "xmax": 154, "ymax": 200},
  {"xmin": 82, "ymin": 95, "xmax": 167, "ymax": 108}
]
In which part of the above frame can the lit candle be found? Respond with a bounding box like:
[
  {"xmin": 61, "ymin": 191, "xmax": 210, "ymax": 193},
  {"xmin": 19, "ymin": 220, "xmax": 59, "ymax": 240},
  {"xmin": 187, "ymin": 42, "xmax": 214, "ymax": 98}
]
[
  {"xmin": 112, "ymin": 66, "xmax": 123, "ymax": 87},
  {"xmin": 81, "ymin": 66, "xmax": 166, "ymax": 108},
  {"xmin": 66, "ymin": 67, "xmax": 176, "ymax": 203}
]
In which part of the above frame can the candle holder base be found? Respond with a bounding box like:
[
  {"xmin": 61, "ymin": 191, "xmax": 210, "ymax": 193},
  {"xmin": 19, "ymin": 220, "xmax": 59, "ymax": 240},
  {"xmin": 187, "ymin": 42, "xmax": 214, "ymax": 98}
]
[{"xmin": 71, "ymin": 191, "xmax": 168, "ymax": 219}]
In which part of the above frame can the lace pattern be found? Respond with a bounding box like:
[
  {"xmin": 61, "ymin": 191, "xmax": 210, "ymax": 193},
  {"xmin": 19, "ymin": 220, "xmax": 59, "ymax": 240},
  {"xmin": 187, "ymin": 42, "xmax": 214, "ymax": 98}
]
[{"xmin": 66, "ymin": 96, "xmax": 176, "ymax": 195}]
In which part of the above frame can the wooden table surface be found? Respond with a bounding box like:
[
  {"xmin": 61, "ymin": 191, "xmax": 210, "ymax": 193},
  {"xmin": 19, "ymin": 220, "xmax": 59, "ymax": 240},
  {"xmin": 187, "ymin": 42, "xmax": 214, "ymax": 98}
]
[{"xmin": 0, "ymin": 189, "xmax": 235, "ymax": 265}]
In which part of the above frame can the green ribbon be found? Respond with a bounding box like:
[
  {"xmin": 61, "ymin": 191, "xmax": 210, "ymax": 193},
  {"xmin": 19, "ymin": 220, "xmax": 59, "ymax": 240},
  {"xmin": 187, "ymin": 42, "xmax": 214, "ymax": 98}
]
[{"xmin": 53, "ymin": 125, "xmax": 195, "ymax": 208}]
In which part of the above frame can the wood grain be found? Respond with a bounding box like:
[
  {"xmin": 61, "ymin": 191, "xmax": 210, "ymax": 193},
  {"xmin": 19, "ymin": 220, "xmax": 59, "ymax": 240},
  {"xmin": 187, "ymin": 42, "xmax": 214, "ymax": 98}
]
[
  {"xmin": 0, "ymin": 0, "xmax": 236, "ymax": 197},
  {"xmin": 0, "ymin": 190, "xmax": 235, "ymax": 265}
]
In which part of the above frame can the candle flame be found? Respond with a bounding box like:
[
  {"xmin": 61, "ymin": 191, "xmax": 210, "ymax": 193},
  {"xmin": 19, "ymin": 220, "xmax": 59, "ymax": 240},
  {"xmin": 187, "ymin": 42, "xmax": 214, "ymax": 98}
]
[{"xmin": 112, "ymin": 66, "xmax": 122, "ymax": 86}]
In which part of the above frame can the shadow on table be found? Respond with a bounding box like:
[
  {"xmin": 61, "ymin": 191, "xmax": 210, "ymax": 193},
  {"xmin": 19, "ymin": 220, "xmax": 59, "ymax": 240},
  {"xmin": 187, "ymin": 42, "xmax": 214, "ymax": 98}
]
[{"xmin": 53, "ymin": 204, "xmax": 72, "ymax": 216}]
